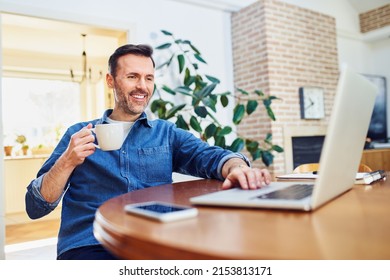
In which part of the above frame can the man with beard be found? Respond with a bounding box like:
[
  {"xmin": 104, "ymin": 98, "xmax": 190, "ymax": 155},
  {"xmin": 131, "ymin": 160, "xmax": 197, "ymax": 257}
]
[{"xmin": 25, "ymin": 44, "xmax": 271, "ymax": 260}]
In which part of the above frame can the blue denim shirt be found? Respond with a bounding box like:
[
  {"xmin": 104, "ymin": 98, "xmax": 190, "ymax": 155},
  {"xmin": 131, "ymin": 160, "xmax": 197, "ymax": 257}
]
[{"xmin": 25, "ymin": 109, "xmax": 249, "ymax": 257}]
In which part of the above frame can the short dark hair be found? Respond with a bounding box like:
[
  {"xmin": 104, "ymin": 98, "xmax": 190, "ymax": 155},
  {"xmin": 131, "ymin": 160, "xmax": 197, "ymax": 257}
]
[{"xmin": 108, "ymin": 44, "xmax": 155, "ymax": 77}]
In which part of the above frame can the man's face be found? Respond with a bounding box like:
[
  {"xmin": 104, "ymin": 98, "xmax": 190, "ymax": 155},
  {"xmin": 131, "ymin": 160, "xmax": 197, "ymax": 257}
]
[{"xmin": 107, "ymin": 54, "xmax": 155, "ymax": 121}]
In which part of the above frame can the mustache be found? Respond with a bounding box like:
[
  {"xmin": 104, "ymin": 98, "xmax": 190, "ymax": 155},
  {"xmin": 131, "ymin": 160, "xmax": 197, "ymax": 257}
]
[{"xmin": 129, "ymin": 90, "xmax": 149, "ymax": 95}]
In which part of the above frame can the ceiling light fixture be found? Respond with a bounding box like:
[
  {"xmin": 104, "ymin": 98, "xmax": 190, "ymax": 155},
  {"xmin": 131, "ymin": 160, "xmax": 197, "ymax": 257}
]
[{"xmin": 70, "ymin": 34, "xmax": 102, "ymax": 83}]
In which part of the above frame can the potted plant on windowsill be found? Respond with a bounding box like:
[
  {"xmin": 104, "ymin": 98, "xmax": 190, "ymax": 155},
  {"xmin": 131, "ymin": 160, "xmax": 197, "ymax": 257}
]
[
  {"xmin": 4, "ymin": 145, "xmax": 13, "ymax": 157},
  {"xmin": 152, "ymin": 30, "xmax": 283, "ymax": 166},
  {"xmin": 16, "ymin": 134, "xmax": 29, "ymax": 156}
]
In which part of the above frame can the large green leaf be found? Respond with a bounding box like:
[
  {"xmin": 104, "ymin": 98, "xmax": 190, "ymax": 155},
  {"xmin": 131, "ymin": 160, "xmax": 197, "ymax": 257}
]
[
  {"xmin": 254, "ymin": 89, "xmax": 264, "ymax": 96},
  {"xmin": 233, "ymin": 104, "xmax": 245, "ymax": 124},
  {"xmin": 150, "ymin": 99, "xmax": 173, "ymax": 116},
  {"xmin": 229, "ymin": 138, "xmax": 245, "ymax": 152},
  {"xmin": 214, "ymin": 136, "xmax": 226, "ymax": 148},
  {"xmin": 162, "ymin": 85, "xmax": 176, "ymax": 95},
  {"xmin": 177, "ymin": 54, "xmax": 185, "ymax": 73},
  {"xmin": 204, "ymin": 123, "xmax": 217, "ymax": 139},
  {"xmin": 261, "ymin": 151, "xmax": 274, "ymax": 166},
  {"xmin": 272, "ymin": 145, "xmax": 284, "ymax": 153},
  {"xmin": 236, "ymin": 88, "xmax": 249, "ymax": 95},
  {"xmin": 175, "ymin": 115, "xmax": 189, "ymax": 130},
  {"xmin": 265, "ymin": 133, "xmax": 272, "ymax": 144},
  {"xmin": 251, "ymin": 149, "xmax": 262, "ymax": 161},
  {"xmin": 220, "ymin": 95, "xmax": 229, "ymax": 107},
  {"xmin": 155, "ymin": 43, "xmax": 172, "ymax": 50},
  {"xmin": 192, "ymin": 94, "xmax": 201, "ymax": 107},
  {"xmin": 184, "ymin": 76, "xmax": 195, "ymax": 87},
  {"xmin": 150, "ymin": 99, "xmax": 165, "ymax": 113},
  {"xmin": 161, "ymin": 30, "xmax": 173, "ymax": 36},
  {"xmin": 165, "ymin": 104, "xmax": 186, "ymax": 119},
  {"xmin": 263, "ymin": 98, "xmax": 271, "ymax": 107},
  {"xmin": 267, "ymin": 107, "xmax": 276, "ymax": 121},
  {"xmin": 189, "ymin": 43, "xmax": 201, "ymax": 55},
  {"xmin": 217, "ymin": 126, "xmax": 232, "ymax": 137},
  {"xmin": 198, "ymin": 83, "xmax": 217, "ymax": 98},
  {"xmin": 194, "ymin": 106, "xmax": 208, "ymax": 118},
  {"xmin": 190, "ymin": 116, "xmax": 202, "ymax": 132},
  {"xmin": 202, "ymin": 97, "xmax": 216, "ymax": 112},
  {"xmin": 175, "ymin": 86, "xmax": 192, "ymax": 96},
  {"xmin": 206, "ymin": 75, "xmax": 220, "ymax": 84},
  {"xmin": 245, "ymin": 140, "xmax": 259, "ymax": 153},
  {"xmin": 194, "ymin": 75, "xmax": 206, "ymax": 89},
  {"xmin": 184, "ymin": 68, "xmax": 194, "ymax": 87},
  {"xmin": 246, "ymin": 100, "xmax": 258, "ymax": 115},
  {"xmin": 194, "ymin": 53, "xmax": 207, "ymax": 64}
]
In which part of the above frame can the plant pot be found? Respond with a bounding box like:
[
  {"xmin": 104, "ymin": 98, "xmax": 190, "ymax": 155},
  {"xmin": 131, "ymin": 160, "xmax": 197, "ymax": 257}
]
[
  {"xmin": 4, "ymin": 146, "xmax": 13, "ymax": 156},
  {"xmin": 22, "ymin": 147, "xmax": 29, "ymax": 156}
]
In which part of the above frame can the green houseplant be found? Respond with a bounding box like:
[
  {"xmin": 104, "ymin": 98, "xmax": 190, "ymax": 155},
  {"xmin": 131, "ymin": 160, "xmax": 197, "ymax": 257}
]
[
  {"xmin": 152, "ymin": 30, "xmax": 283, "ymax": 166},
  {"xmin": 16, "ymin": 134, "xmax": 29, "ymax": 155}
]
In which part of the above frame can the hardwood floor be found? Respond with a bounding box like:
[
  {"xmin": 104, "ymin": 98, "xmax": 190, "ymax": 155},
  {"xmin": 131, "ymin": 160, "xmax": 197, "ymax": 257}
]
[{"xmin": 5, "ymin": 219, "xmax": 60, "ymax": 245}]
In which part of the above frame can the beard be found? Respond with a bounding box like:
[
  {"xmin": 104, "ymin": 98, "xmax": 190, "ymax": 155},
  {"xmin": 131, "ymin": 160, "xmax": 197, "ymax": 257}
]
[{"xmin": 115, "ymin": 88, "xmax": 151, "ymax": 117}]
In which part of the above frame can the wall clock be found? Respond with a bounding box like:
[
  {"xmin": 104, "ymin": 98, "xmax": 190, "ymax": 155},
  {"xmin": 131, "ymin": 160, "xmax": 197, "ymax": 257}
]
[{"xmin": 299, "ymin": 87, "xmax": 325, "ymax": 119}]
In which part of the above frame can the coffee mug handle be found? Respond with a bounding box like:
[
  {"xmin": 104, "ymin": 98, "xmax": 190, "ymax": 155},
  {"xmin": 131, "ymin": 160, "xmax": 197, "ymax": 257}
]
[{"xmin": 88, "ymin": 128, "xmax": 101, "ymax": 149}]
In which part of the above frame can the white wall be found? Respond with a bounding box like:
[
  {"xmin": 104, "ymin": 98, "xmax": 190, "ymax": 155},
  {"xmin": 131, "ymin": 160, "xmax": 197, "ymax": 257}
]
[
  {"xmin": 0, "ymin": 13, "xmax": 5, "ymax": 260},
  {"xmin": 282, "ymin": 0, "xmax": 390, "ymax": 138},
  {"xmin": 282, "ymin": 0, "xmax": 361, "ymax": 33}
]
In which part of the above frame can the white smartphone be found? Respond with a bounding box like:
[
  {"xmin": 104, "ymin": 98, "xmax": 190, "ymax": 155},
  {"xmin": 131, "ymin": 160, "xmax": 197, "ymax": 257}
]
[{"xmin": 124, "ymin": 201, "xmax": 198, "ymax": 222}]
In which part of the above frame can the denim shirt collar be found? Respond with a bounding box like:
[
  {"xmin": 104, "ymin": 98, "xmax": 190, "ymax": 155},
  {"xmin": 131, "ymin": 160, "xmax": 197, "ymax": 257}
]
[{"xmin": 98, "ymin": 109, "xmax": 153, "ymax": 127}]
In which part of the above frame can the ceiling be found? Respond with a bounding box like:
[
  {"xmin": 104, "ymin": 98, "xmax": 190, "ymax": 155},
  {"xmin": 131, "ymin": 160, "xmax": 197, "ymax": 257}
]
[
  {"xmin": 347, "ymin": 0, "xmax": 390, "ymax": 13},
  {"xmin": 1, "ymin": 13, "xmax": 126, "ymax": 58},
  {"xmin": 1, "ymin": 0, "xmax": 389, "ymax": 60},
  {"xmin": 173, "ymin": 0, "xmax": 390, "ymax": 13}
]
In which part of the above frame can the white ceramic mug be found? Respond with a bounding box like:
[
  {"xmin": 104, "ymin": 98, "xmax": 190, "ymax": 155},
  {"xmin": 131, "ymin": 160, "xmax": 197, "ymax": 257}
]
[{"xmin": 90, "ymin": 123, "xmax": 124, "ymax": 151}]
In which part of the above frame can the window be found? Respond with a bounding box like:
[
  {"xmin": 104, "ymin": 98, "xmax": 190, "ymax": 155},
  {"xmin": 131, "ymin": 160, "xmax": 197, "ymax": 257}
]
[{"xmin": 2, "ymin": 77, "xmax": 81, "ymax": 152}]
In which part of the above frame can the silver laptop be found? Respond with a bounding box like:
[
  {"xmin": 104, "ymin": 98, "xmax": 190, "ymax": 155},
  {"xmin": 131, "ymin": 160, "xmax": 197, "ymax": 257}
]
[{"xmin": 190, "ymin": 66, "xmax": 377, "ymax": 211}]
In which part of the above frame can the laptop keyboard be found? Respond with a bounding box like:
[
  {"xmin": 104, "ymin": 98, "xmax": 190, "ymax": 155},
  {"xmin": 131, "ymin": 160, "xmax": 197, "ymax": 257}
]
[{"xmin": 256, "ymin": 184, "xmax": 314, "ymax": 200}]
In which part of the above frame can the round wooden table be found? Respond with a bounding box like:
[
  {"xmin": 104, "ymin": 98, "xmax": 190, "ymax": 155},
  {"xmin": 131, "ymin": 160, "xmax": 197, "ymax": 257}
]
[{"xmin": 94, "ymin": 176, "xmax": 390, "ymax": 259}]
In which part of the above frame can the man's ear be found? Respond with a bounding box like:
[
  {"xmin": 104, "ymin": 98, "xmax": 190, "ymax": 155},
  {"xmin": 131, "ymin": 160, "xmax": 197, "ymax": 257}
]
[{"xmin": 106, "ymin": 73, "xmax": 114, "ymax": 89}]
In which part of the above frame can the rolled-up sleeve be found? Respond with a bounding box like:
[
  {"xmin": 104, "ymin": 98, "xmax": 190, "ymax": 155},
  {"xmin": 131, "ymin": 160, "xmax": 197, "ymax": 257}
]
[{"xmin": 25, "ymin": 174, "xmax": 63, "ymax": 219}]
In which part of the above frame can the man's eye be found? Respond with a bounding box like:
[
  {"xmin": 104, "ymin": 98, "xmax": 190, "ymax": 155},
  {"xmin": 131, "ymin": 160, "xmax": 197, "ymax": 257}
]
[{"xmin": 127, "ymin": 75, "xmax": 136, "ymax": 79}]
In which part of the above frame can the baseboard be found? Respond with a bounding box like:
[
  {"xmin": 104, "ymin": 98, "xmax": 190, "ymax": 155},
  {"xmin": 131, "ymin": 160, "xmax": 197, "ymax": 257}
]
[
  {"xmin": 5, "ymin": 237, "xmax": 57, "ymax": 253},
  {"xmin": 5, "ymin": 237, "xmax": 57, "ymax": 260}
]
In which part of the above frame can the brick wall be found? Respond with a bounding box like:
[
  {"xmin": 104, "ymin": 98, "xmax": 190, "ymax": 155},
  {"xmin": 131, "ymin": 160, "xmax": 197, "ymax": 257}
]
[
  {"xmin": 231, "ymin": 0, "xmax": 339, "ymax": 174},
  {"xmin": 360, "ymin": 4, "xmax": 390, "ymax": 33}
]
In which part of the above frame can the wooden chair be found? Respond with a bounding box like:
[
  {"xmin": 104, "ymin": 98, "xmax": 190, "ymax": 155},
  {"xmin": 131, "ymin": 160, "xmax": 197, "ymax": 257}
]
[{"xmin": 293, "ymin": 163, "xmax": 372, "ymax": 173}]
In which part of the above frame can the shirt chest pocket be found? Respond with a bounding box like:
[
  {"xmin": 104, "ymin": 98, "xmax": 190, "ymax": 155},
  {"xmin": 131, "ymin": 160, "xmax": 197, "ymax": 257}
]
[{"xmin": 138, "ymin": 145, "xmax": 172, "ymax": 183}]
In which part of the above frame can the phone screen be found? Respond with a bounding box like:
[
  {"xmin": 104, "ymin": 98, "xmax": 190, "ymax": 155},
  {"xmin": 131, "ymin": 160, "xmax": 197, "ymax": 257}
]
[
  {"xmin": 125, "ymin": 202, "xmax": 198, "ymax": 222},
  {"xmin": 135, "ymin": 203, "xmax": 187, "ymax": 213}
]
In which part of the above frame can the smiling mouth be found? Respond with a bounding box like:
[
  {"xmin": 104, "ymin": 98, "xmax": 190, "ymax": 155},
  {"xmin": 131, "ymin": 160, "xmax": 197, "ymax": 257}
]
[{"xmin": 130, "ymin": 94, "xmax": 146, "ymax": 100}]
